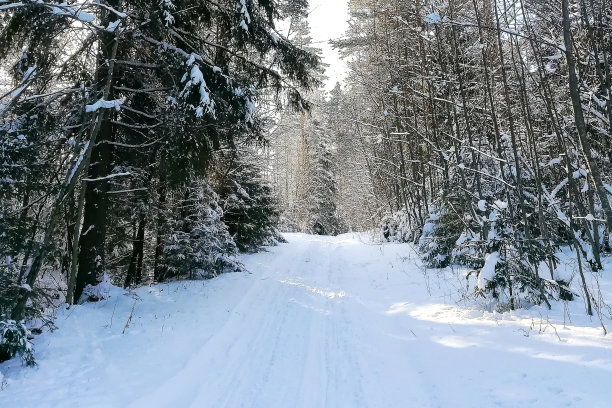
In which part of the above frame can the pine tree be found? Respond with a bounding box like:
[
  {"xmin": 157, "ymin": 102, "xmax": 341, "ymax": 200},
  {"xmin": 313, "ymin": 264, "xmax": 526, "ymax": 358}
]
[{"xmin": 418, "ymin": 204, "xmax": 463, "ymax": 269}]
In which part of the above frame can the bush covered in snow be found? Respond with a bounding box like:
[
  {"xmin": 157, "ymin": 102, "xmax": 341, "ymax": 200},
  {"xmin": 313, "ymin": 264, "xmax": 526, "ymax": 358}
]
[
  {"xmin": 380, "ymin": 211, "xmax": 415, "ymax": 243},
  {"xmin": 384, "ymin": 197, "xmax": 577, "ymax": 311},
  {"xmin": 418, "ymin": 205, "xmax": 463, "ymax": 268},
  {"xmin": 0, "ymin": 320, "xmax": 35, "ymax": 366},
  {"xmin": 156, "ymin": 181, "xmax": 241, "ymax": 282},
  {"xmin": 469, "ymin": 202, "xmax": 569, "ymax": 310},
  {"xmin": 79, "ymin": 274, "xmax": 112, "ymax": 304}
]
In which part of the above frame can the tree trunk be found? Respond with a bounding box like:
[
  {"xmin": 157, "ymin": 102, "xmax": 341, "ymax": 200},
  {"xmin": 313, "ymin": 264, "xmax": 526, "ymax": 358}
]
[
  {"xmin": 562, "ymin": 0, "xmax": 612, "ymax": 233},
  {"xmin": 125, "ymin": 211, "xmax": 147, "ymax": 287},
  {"xmin": 66, "ymin": 182, "xmax": 86, "ymax": 305},
  {"xmin": 74, "ymin": 120, "xmax": 113, "ymax": 302},
  {"xmin": 154, "ymin": 179, "xmax": 167, "ymax": 282},
  {"xmin": 11, "ymin": 38, "xmax": 119, "ymax": 320}
]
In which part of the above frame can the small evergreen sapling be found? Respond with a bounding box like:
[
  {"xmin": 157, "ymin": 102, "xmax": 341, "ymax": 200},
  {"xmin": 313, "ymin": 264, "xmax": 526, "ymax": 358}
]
[
  {"xmin": 0, "ymin": 319, "xmax": 35, "ymax": 366},
  {"xmin": 473, "ymin": 201, "xmax": 562, "ymax": 310},
  {"xmin": 213, "ymin": 154, "xmax": 285, "ymax": 253},
  {"xmin": 381, "ymin": 211, "xmax": 414, "ymax": 243},
  {"xmin": 418, "ymin": 205, "xmax": 463, "ymax": 268},
  {"xmin": 156, "ymin": 181, "xmax": 241, "ymax": 281}
]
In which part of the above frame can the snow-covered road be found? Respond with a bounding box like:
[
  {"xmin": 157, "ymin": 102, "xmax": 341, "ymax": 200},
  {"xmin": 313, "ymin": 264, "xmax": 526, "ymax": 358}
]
[{"xmin": 1, "ymin": 233, "xmax": 611, "ymax": 407}]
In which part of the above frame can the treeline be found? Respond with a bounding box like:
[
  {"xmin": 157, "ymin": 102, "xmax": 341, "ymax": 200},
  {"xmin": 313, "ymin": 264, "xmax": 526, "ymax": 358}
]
[
  {"xmin": 264, "ymin": 18, "xmax": 380, "ymax": 234},
  {"xmin": 0, "ymin": 0, "xmax": 319, "ymax": 364},
  {"xmin": 322, "ymin": 0, "xmax": 611, "ymax": 312}
]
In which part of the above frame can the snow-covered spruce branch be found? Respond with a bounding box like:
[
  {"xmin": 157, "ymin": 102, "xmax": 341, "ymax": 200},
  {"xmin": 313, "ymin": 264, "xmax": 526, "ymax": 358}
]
[
  {"xmin": 85, "ymin": 98, "xmax": 123, "ymax": 112},
  {"xmin": 170, "ymin": 27, "xmax": 314, "ymax": 99},
  {"xmin": 133, "ymin": 31, "xmax": 214, "ymax": 68}
]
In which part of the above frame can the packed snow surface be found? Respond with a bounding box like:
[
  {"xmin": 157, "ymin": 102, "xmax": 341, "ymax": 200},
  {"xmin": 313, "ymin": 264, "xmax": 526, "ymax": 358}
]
[{"xmin": 1, "ymin": 233, "xmax": 611, "ymax": 407}]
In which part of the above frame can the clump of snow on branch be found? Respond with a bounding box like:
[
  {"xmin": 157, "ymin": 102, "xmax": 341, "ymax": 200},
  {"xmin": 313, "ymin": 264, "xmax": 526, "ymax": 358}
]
[
  {"xmin": 79, "ymin": 273, "xmax": 112, "ymax": 303},
  {"xmin": 85, "ymin": 98, "xmax": 123, "ymax": 112},
  {"xmin": 180, "ymin": 60, "xmax": 216, "ymax": 117},
  {"xmin": 424, "ymin": 12, "xmax": 441, "ymax": 23},
  {"xmin": 237, "ymin": 0, "xmax": 251, "ymax": 31},
  {"xmin": 106, "ymin": 20, "xmax": 121, "ymax": 32},
  {"xmin": 477, "ymin": 251, "xmax": 499, "ymax": 290},
  {"xmin": 49, "ymin": 2, "xmax": 95, "ymax": 23},
  {"xmin": 159, "ymin": 0, "xmax": 175, "ymax": 26}
]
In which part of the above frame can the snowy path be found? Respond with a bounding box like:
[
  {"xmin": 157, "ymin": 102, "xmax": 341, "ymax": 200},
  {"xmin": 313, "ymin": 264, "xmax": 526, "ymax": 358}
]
[{"xmin": 1, "ymin": 233, "xmax": 611, "ymax": 407}]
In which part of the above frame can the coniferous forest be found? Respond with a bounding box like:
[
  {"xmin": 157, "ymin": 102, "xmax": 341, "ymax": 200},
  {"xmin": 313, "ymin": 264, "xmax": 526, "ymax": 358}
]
[
  {"xmin": 1, "ymin": 0, "xmax": 612, "ymax": 400},
  {"xmin": 1, "ymin": 0, "xmax": 320, "ymax": 363}
]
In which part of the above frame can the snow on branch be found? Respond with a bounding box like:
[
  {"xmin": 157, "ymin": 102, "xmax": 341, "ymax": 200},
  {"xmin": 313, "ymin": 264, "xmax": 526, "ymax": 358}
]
[
  {"xmin": 94, "ymin": 2, "xmax": 127, "ymax": 18},
  {"xmin": 420, "ymin": 15, "xmax": 567, "ymax": 53},
  {"xmin": 424, "ymin": 13, "xmax": 444, "ymax": 24},
  {"xmin": 135, "ymin": 32, "xmax": 208, "ymax": 64},
  {"xmin": 82, "ymin": 172, "xmax": 131, "ymax": 182},
  {"xmin": 237, "ymin": 0, "xmax": 251, "ymax": 31},
  {"xmin": 477, "ymin": 251, "xmax": 500, "ymax": 290},
  {"xmin": 49, "ymin": 2, "xmax": 95, "ymax": 23},
  {"xmin": 180, "ymin": 59, "xmax": 216, "ymax": 117},
  {"xmin": 0, "ymin": 2, "xmax": 24, "ymax": 10},
  {"xmin": 67, "ymin": 141, "xmax": 89, "ymax": 185},
  {"xmin": 105, "ymin": 19, "xmax": 121, "ymax": 32},
  {"xmin": 85, "ymin": 98, "xmax": 123, "ymax": 112},
  {"xmin": 159, "ymin": 0, "xmax": 175, "ymax": 26}
]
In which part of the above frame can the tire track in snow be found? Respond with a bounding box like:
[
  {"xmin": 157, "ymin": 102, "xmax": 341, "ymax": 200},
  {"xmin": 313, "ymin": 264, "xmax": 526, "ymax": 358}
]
[
  {"xmin": 127, "ymin": 235, "xmax": 439, "ymax": 408},
  {"xmin": 126, "ymin": 242, "xmax": 307, "ymax": 408},
  {"xmin": 326, "ymin": 242, "xmax": 365, "ymax": 408},
  {"xmin": 215, "ymin": 245, "xmax": 315, "ymax": 408},
  {"xmin": 258, "ymin": 237, "xmax": 331, "ymax": 408}
]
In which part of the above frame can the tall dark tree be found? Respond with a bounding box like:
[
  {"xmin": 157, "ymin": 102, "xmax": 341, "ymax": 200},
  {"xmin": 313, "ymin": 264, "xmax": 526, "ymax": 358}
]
[{"xmin": 1, "ymin": 0, "xmax": 320, "ymax": 322}]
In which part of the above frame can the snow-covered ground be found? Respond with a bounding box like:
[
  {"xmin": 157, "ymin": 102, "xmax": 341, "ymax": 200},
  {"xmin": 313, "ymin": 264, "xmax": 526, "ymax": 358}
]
[{"xmin": 1, "ymin": 233, "xmax": 611, "ymax": 407}]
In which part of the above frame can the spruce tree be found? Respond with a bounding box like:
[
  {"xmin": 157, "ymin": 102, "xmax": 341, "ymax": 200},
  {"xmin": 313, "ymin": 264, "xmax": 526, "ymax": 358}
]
[
  {"xmin": 1, "ymin": 0, "xmax": 320, "ymax": 319},
  {"xmin": 156, "ymin": 181, "xmax": 240, "ymax": 282},
  {"xmin": 213, "ymin": 151, "xmax": 285, "ymax": 253},
  {"xmin": 303, "ymin": 121, "xmax": 340, "ymax": 236}
]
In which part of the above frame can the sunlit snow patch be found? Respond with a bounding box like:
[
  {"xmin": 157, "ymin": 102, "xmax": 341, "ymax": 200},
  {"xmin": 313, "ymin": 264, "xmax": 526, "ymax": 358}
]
[{"xmin": 279, "ymin": 280, "xmax": 346, "ymax": 299}]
